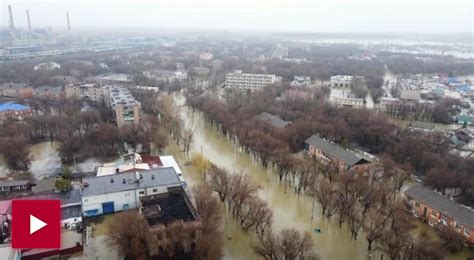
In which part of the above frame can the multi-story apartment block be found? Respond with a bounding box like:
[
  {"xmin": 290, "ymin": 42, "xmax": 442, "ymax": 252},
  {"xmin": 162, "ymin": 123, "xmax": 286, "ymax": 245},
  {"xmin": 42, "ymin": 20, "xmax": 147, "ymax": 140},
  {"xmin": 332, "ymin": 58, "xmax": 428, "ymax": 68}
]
[
  {"xmin": 65, "ymin": 83, "xmax": 108, "ymax": 102},
  {"xmin": 225, "ymin": 70, "xmax": 279, "ymax": 90},
  {"xmin": 109, "ymin": 86, "xmax": 140, "ymax": 128}
]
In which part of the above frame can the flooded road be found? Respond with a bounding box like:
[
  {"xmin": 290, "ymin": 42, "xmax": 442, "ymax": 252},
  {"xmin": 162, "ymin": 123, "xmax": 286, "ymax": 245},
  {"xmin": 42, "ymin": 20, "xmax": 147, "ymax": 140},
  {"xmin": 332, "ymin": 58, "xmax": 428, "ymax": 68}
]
[{"xmin": 172, "ymin": 93, "xmax": 372, "ymax": 260}]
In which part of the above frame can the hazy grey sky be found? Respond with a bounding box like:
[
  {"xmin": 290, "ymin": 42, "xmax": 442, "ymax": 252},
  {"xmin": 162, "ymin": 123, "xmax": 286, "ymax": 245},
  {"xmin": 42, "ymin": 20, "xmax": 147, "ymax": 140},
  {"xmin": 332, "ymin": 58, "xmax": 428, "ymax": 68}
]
[{"xmin": 1, "ymin": 0, "xmax": 473, "ymax": 33}]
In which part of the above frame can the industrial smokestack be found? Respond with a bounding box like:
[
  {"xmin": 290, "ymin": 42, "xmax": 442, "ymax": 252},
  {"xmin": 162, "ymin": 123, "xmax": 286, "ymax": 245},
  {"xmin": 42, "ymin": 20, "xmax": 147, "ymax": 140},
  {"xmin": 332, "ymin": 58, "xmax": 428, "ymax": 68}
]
[
  {"xmin": 66, "ymin": 12, "xmax": 71, "ymax": 31},
  {"xmin": 8, "ymin": 5, "xmax": 15, "ymax": 31},
  {"xmin": 26, "ymin": 9, "xmax": 32, "ymax": 30}
]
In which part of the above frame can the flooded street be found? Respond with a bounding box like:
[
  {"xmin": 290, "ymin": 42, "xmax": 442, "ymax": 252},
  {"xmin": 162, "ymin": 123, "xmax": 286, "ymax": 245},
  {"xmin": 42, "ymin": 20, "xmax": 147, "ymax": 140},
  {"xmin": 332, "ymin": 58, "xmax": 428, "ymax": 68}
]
[{"xmin": 172, "ymin": 93, "xmax": 373, "ymax": 259}]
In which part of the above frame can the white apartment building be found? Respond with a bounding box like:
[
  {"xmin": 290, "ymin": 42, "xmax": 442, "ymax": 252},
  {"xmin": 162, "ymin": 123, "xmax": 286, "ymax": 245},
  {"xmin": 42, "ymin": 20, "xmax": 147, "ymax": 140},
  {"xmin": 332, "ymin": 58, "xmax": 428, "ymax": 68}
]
[{"xmin": 225, "ymin": 70, "xmax": 279, "ymax": 90}]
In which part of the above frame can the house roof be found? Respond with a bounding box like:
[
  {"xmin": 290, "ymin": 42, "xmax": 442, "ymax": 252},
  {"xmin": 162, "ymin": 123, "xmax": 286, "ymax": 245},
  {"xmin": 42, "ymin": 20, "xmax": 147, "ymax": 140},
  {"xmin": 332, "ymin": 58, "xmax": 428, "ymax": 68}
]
[
  {"xmin": 15, "ymin": 189, "xmax": 81, "ymax": 207},
  {"xmin": 0, "ymin": 180, "xmax": 30, "ymax": 188},
  {"xmin": 305, "ymin": 135, "xmax": 368, "ymax": 167},
  {"xmin": 405, "ymin": 185, "xmax": 474, "ymax": 229},
  {"xmin": 257, "ymin": 112, "xmax": 292, "ymax": 129},
  {"xmin": 82, "ymin": 167, "xmax": 181, "ymax": 197},
  {"xmin": 0, "ymin": 102, "xmax": 31, "ymax": 112},
  {"xmin": 455, "ymin": 128, "xmax": 473, "ymax": 136}
]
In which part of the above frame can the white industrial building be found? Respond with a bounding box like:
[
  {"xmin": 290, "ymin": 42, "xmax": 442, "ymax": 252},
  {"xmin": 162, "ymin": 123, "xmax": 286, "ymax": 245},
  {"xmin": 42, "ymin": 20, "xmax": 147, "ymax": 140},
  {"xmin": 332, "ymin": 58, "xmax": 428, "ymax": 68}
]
[
  {"xmin": 225, "ymin": 70, "xmax": 279, "ymax": 90},
  {"xmin": 81, "ymin": 167, "xmax": 182, "ymax": 217}
]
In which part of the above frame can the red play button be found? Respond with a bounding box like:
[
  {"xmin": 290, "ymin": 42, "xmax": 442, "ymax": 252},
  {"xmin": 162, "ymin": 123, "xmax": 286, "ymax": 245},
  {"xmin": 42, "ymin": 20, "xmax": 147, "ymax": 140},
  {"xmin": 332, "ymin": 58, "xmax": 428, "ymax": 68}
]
[{"xmin": 12, "ymin": 200, "xmax": 60, "ymax": 248}]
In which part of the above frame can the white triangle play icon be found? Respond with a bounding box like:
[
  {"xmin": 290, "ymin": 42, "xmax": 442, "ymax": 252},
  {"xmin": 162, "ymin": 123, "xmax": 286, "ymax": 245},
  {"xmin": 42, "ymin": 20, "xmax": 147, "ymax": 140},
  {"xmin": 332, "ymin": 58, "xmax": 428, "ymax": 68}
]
[{"xmin": 30, "ymin": 214, "xmax": 47, "ymax": 234}]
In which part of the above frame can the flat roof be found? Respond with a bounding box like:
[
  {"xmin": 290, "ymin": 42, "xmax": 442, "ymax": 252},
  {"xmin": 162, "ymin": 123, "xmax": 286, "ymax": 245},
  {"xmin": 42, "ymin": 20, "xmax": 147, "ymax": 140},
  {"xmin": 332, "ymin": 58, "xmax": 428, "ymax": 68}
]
[
  {"xmin": 82, "ymin": 167, "xmax": 181, "ymax": 197},
  {"xmin": 159, "ymin": 156, "xmax": 182, "ymax": 175},
  {"xmin": 140, "ymin": 188, "xmax": 197, "ymax": 227}
]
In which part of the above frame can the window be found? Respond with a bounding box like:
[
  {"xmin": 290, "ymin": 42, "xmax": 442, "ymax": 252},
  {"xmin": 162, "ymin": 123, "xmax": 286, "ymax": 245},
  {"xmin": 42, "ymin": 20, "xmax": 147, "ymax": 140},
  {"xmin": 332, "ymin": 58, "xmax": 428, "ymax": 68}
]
[
  {"xmin": 431, "ymin": 210, "xmax": 437, "ymax": 217},
  {"xmin": 152, "ymin": 189, "xmax": 157, "ymax": 193},
  {"xmin": 414, "ymin": 202, "xmax": 420, "ymax": 208},
  {"xmin": 139, "ymin": 191, "xmax": 145, "ymax": 195},
  {"xmin": 123, "ymin": 204, "xmax": 129, "ymax": 210},
  {"xmin": 455, "ymin": 223, "xmax": 462, "ymax": 230},
  {"xmin": 125, "ymin": 192, "xmax": 130, "ymax": 197}
]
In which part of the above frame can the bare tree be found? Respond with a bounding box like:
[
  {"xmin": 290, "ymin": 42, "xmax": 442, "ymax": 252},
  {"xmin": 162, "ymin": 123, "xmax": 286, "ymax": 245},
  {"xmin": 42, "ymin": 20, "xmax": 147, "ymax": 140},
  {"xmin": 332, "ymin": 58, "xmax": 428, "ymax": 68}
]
[
  {"xmin": 253, "ymin": 230, "xmax": 281, "ymax": 260},
  {"xmin": 227, "ymin": 172, "xmax": 259, "ymax": 217},
  {"xmin": 193, "ymin": 195, "xmax": 224, "ymax": 259},
  {"xmin": 279, "ymin": 228, "xmax": 318, "ymax": 260},
  {"xmin": 182, "ymin": 127, "xmax": 197, "ymax": 157},
  {"xmin": 106, "ymin": 211, "xmax": 152, "ymax": 259},
  {"xmin": 207, "ymin": 166, "xmax": 231, "ymax": 202},
  {"xmin": 309, "ymin": 178, "xmax": 335, "ymax": 218},
  {"xmin": 239, "ymin": 196, "xmax": 273, "ymax": 234}
]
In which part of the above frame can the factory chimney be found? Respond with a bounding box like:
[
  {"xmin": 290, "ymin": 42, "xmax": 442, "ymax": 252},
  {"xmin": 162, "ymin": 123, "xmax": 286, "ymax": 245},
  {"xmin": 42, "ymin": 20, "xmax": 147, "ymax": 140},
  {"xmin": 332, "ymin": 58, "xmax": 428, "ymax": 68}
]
[
  {"xmin": 8, "ymin": 5, "xmax": 15, "ymax": 31},
  {"xmin": 66, "ymin": 12, "xmax": 71, "ymax": 31},
  {"xmin": 27, "ymin": 9, "xmax": 32, "ymax": 30}
]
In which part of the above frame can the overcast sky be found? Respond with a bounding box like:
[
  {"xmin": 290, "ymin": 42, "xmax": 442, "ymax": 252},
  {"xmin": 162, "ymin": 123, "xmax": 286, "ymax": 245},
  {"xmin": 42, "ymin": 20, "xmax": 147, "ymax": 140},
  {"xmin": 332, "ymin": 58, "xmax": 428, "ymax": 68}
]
[{"xmin": 1, "ymin": 0, "xmax": 473, "ymax": 33}]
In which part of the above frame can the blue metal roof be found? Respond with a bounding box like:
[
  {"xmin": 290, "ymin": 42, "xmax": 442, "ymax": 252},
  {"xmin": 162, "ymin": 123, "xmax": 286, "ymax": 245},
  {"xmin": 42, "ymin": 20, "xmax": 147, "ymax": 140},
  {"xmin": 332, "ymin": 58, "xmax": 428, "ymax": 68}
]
[{"xmin": 0, "ymin": 102, "xmax": 31, "ymax": 112}]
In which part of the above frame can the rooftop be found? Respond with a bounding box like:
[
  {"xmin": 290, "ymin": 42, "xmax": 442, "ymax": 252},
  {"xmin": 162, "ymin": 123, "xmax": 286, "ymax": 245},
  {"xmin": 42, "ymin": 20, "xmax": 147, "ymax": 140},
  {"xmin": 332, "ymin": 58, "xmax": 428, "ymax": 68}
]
[
  {"xmin": 15, "ymin": 189, "xmax": 81, "ymax": 207},
  {"xmin": 0, "ymin": 180, "xmax": 30, "ymax": 187},
  {"xmin": 0, "ymin": 102, "xmax": 31, "ymax": 112},
  {"xmin": 140, "ymin": 188, "xmax": 197, "ymax": 228},
  {"xmin": 82, "ymin": 167, "xmax": 181, "ymax": 197},
  {"xmin": 405, "ymin": 185, "xmax": 474, "ymax": 229},
  {"xmin": 305, "ymin": 134, "xmax": 368, "ymax": 167},
  {"xmin": 32, "ymin": 178, "xmax": 57, "ymax": 194},
  {"xmin": 257, "ymin": 112, "xmax": 292, "ymax": 129},
  {"xmin": 109, "ymin": 86, "xmax": 139, "ymax": 108}
]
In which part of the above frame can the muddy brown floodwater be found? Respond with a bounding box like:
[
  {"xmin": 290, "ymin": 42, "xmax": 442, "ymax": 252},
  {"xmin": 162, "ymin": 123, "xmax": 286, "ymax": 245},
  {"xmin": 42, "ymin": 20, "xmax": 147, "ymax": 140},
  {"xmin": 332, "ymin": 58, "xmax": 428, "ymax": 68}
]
[{"xmin": 172, "ymin": 93, "xmax": 376, "ymax": 260}]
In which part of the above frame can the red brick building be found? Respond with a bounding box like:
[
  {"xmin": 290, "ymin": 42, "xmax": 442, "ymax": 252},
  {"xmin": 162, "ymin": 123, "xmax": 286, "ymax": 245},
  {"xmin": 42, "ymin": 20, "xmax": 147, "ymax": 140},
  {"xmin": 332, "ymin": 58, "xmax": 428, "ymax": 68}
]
[{"xmin": 405, "ymin": 185, "xmax": 474, "ymax": 245}]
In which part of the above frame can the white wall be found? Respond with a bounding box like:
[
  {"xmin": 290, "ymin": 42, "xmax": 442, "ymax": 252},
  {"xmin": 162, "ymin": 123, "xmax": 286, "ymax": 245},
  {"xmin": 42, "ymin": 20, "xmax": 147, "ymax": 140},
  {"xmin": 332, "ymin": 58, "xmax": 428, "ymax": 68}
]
[{"xmin": 82, "ymin": 184, "xmax": 179, "ymax": 216}]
